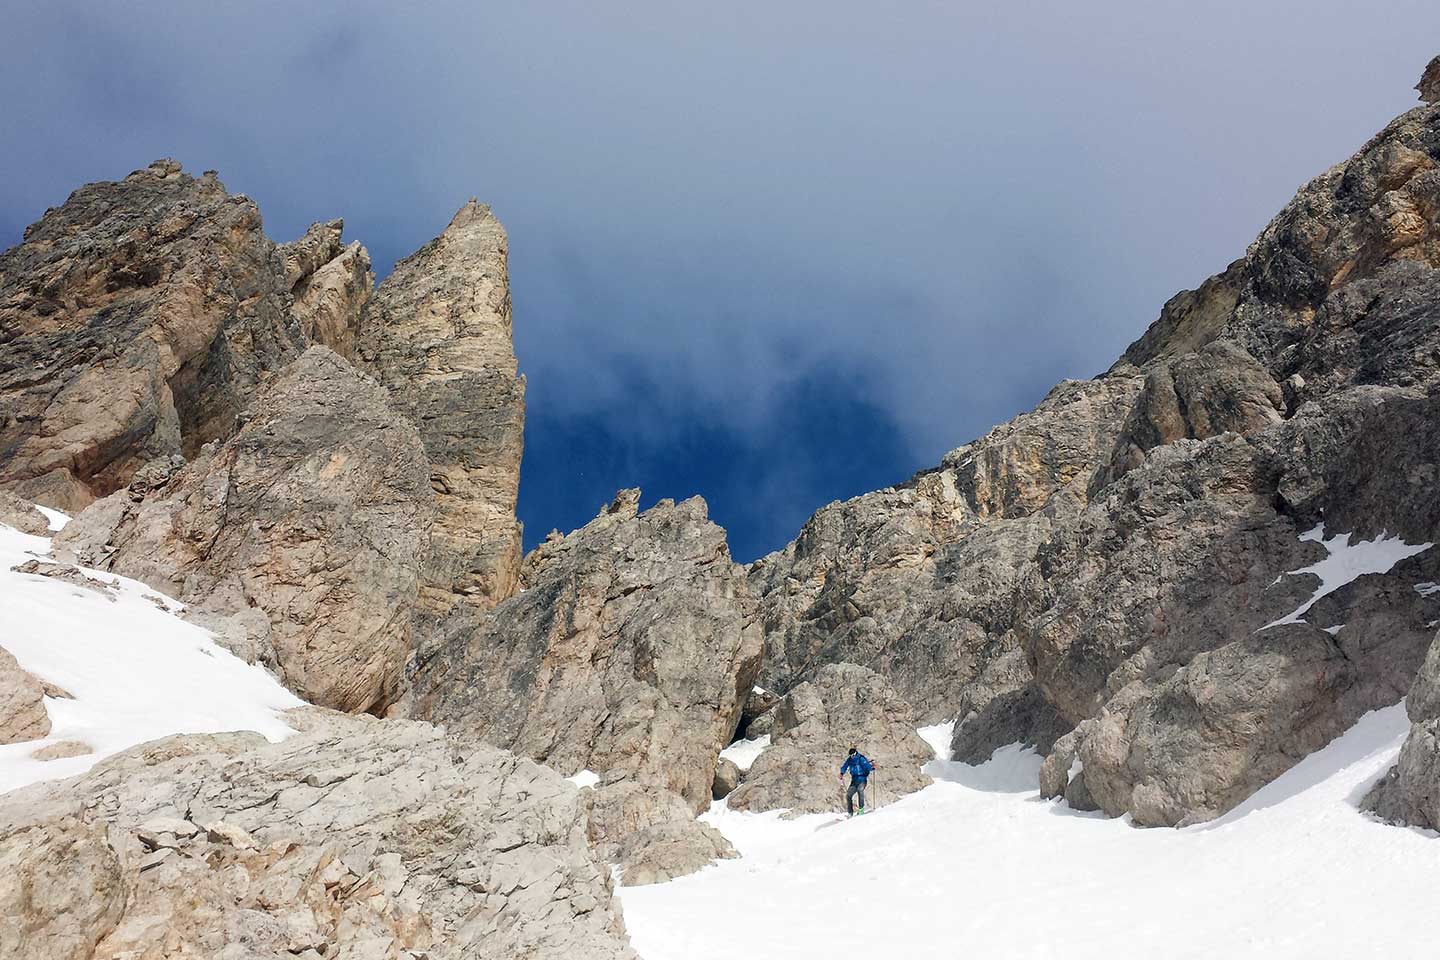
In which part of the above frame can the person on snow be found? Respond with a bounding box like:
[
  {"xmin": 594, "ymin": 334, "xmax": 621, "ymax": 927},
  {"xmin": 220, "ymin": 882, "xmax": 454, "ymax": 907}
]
[{"xmin": 839, "ymin": 747, "xmax": 875, "ymax": 816}]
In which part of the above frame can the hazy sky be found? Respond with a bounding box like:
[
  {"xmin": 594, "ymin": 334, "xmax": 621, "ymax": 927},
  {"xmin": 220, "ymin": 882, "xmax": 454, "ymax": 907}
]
[{"xmin": 3, "ymin": 2, "xmax": 1436, "ymax": 560}]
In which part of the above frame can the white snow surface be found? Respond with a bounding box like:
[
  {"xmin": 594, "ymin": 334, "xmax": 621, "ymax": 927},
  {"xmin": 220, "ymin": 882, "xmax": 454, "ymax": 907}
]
[
  {"xmin": 1263, "ymin": 523, "xmax": 1432, "ymax": 629},
  {"xmin": 718, "ymin": 734, "xmax": 771, "ymax": 772},
  {"xmin": 0, "ymin": 519, "xmax": 302, "ymax": 795},
  {"xmin": 567, "ymin": 769, "xmax": 601, "ymax": 790},
  {"xmin": 621, "ymin": 706, "xmax": 1440, "ymax": 960}
]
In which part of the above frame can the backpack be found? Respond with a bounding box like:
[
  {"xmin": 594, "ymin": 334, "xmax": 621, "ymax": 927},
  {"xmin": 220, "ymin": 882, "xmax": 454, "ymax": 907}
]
[{"xmin": 853, "ymin": 753, "xmax": 874, "ymax": 777}]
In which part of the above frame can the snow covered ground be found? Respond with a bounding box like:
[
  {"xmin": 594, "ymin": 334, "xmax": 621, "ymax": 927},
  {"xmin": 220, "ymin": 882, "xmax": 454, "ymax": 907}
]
[
  {"xmin": 0, "ymin": 516, "xmax": 301, "ymax": 794},
  {"xmin": 621, "ymin": 707, "xmax": 1440, "ymax": 960}
]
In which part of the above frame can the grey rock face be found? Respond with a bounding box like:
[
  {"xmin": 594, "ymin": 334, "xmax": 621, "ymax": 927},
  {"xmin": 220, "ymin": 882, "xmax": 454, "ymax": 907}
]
[
  {"xmin": 55, "ymin": 347, "xmax": 433, "ymax": 714},
  {"xmin": 726, "ymin": 663, "xmax": 933, "ymax": 815},
  {"xmin": 750, "ymin": 374, "xmax": 1140, "ymax": 732},
  {"xmin": 1102, "ymin": 339, "xmax": 1283, "ymax": 483},
  {"xmin": 0, "ymin": 707, "xmax": 635, "ymax": 959},
  {"xmin": 1419, "ymin": 55, "xmax": 1440, "ymax": 104},
  {"xmin": 408, "ymin": 490, "xmax": 763, "ymax": 812},
  {"xmin": 1029, "ymin": 390, "xmax": 1440, "ymax": 825},
  {"xmin": 357, "ymin": 201, "xmax": 525, "ymax": 614},
  {"xmin": 1365, "ymin": 631, "xmax": 1440, "ymax": 829},
  {"xmin": 0, "ymin": 160, "xmax": 319, "ymax": 512}
]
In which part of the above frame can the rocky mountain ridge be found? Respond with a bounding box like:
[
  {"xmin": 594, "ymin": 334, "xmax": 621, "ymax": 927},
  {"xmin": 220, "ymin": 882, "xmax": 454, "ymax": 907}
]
[{"xmin": 1, "ymin": 54, "xmax": 1438, "ymax": 959}]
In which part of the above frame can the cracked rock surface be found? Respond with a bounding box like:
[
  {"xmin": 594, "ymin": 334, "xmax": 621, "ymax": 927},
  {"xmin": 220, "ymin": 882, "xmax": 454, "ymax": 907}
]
[
  {"xmin": 0, "ymin": 707, "xmax": 635, "ymax": 960},
  {"xmin": 54, "ymin": 347, "xmax": 433, "ymax": 714}
]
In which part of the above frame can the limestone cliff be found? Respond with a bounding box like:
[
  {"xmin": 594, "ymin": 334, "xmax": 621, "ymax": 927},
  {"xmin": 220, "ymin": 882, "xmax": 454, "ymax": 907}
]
[{"xmin": 356, "ymin": 201, "xmax": 526, "ymax": 615}]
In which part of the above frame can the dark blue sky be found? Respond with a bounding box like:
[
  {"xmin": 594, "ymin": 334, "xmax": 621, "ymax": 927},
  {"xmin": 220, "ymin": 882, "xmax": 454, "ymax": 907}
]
[{"xmin": 3, "ymin": 3, "xmax": 1437, "ymax": 561}]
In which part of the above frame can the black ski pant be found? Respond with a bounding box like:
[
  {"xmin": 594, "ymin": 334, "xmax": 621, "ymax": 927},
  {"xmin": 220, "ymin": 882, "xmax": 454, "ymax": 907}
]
[{"xmin": 846, "ymin": 778, "xmax": 867, "ymax": 814}]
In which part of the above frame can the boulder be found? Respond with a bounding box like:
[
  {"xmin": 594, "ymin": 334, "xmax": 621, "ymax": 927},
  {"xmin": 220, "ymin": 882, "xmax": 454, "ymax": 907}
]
[
  {"xmin": 1365, "ymin": 630, "xmax": 1440, "ymax": 829},
  {"xmin": 726, "ymin": 663, "xmax": 933, "ymax": 815},
  {"xmin": 407, "ymin": 491, "xmax": 763, "ymax": 812},
  {"xmin": 0, "ymin": 160, "xmax": 312, "ymax": 512},
  {"xmin": 613, "ymin": 820, "xmax": 737, "ymax": 887},
  {"xmin": 0, "ymin": 490, "xmax": 49, "ymax": 535},
  {"xmin": 0, "ymin": 646, "xmax": 52, "ymax": 744},
  {"xmin": 55, "ymin": 347, "xmax": 433, "ymax": 714},
  {"xmin": 356, "ymin": 200, "xmax": 525, "ymax": 613},
  {"xmin": 0, "ymin": 707, "xmax": 636, "ymax": 959},
  {"xmin": 712, "ymin": 757, "xmax": 742, "ymax": 800}
]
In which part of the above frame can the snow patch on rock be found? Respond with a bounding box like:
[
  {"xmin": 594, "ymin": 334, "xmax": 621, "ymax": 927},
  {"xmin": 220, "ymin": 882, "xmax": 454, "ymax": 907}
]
[
  {"xmin": 1263, "ymin": 524, "xmax": 1432, "ymax": 629},
  {"xmin": 0, "ymin": 518, "xmax": 302, "ymax": 794}
]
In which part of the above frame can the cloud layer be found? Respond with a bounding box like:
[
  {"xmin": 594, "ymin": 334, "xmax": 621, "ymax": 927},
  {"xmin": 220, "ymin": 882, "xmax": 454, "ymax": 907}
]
[{"xmin": 3, "ymin": 1, "xmax": 1436, "ymax": 559}]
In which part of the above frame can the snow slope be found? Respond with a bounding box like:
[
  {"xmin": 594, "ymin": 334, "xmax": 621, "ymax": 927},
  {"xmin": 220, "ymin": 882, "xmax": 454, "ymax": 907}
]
[
  {"xmin": 0, "ymin": 517, "xmax": 302, "ymax": 794},
  {"xmin": 621, "ymin": 706, "xmax": 1440, "ymax": 960}
]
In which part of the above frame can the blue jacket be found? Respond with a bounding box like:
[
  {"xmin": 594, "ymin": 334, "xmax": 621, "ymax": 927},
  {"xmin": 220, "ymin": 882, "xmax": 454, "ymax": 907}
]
[{"xmin": 840, "ymin": 753, "xmax": 874, "ymax": 783}]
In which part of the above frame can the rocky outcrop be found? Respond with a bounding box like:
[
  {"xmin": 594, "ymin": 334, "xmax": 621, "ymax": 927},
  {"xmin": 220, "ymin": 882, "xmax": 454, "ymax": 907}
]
[
  {"xmin": 1419, "ymin": 55, "xmax": 1440, "ymax": 104},
  {"xmin": 1365, "ymin": 630, "xmax": 1440, "ymax": 829},
  {"xmin": 1030, "ymin": 389, "xmax": 1440, "ymax": 825},
  {"xmin": 408, "ymin": 490, "xmax": 763, "ymax": 813},
  {"xmin": 356, "ymin": 201, "xmax": 525, "ymax": 614},
  {"xmin": 726, "ymin": 664, "xmax": 933, "ymax": 815},
  {"xmin": 750, "ymin": 374, "xmax": 1141, "ymax": 729},
  {"xmin": 0, "ymin": 160, "xmax": 312, "ymax": 512},
  {"xmin": 0, "ymin": 646, "xmax": 53, "ymax": 744},
  {"xmin": 0, "ymin": 707, "xmax": 636, "ymax": 959},
  {"xmin": 0, "ymin": 489, "xmax": 48, "ymax": 535},
  {"xmin": 55, "ymin": 347, "xmax": 433, "ymax": 714},
  {"xmin": 280, "ymin": 219, "xmax": 373, "ymax": 358},
  {"xmin": 1102, "ymin": 340, "xmax": 1283, "ymax": 482}
]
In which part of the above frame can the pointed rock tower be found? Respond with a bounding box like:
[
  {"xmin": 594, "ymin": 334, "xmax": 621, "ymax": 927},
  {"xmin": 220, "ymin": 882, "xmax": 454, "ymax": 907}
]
[{"xmin": 357, "ymin": 201, "xmax": 526, "ymax": 614}]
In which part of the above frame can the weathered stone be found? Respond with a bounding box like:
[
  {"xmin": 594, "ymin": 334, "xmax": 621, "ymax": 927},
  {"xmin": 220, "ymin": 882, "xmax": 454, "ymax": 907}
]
[
  {"xmin": 357, "ymin": 200, "xmax": 525, "ymax": 614},
  {"xmin": 1365, "ymin": 630, "xmax": 1440, "ymax": 829},
  {"xmin": 0, "ymin": 707, "xmax": 636, "ymax": 959},
  {"xmin": 1027, "ymin": 389, "xmax": 1440, "ymax": 825},
  {"xmin": 31, "ymin": 740, "xmax": 91, "ymax": 762},
  {"xmin": 1419, "ymin": 54, "xmax": 1440, "ymax": 104},
  {"xmin": 0, "ymin": 490, "xmax": 49, "ymax": 535},
  {"xmin": 613, "ymin": 819, "xmax": 737, "ymax": 887},
  {"xmin": 750, "ymin": 374, "xmax": 1140, "ymax": 729},
  {"xmin": 0, "ymin": 160, "xmax": 309, "ymax": 512},
  {"xmin": 712, "ymin": 757, "xmax": 742, "ymax": 800},
  {"xmin": 11, "ymin": 558, "xmax": 118, "ymax": 600},
  {"xmin": 0, "ymin": 646, "xmax": 51, "ymax": 744},
  {"xmin": 281, "ymin": 220, "xmax": 373, "ymax": 358},
  {"xmin": 55, "ymin": 347, "xmax": 433, "ymax": 713},
  {"xmin": 408, "ymin": 491, "xmax": 762, "ymax": 812},
  {"xmin": 1103, "ymin": 339, "xmax": 1283, "ymax": 482},
  {"xmin": 726, "ymin": 664, "xmax": 933, "ymax": 815}
]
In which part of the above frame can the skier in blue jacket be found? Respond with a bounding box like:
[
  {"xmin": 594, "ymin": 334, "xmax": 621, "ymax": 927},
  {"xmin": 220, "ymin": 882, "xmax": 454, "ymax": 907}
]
[{"xmin": 839, "ymin": 747, "xmax": 875, "ymax": 816}]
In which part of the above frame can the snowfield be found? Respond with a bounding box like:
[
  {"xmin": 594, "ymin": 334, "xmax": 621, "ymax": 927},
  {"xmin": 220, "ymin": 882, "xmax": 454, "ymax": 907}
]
[
  {"xmin": 0, "ymin": 517, "xmax": 301, "ymax": 794},
  {"xmin": 620, "ymin": 707, "xmax": 1440, "ymax": 960}
]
